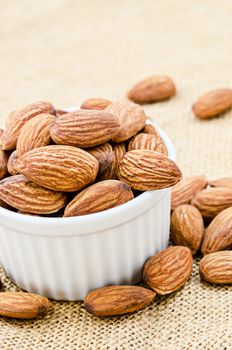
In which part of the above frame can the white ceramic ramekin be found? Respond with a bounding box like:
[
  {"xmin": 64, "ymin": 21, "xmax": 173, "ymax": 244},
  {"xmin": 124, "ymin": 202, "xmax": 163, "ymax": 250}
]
[{"xmin": 0, "ymin": 123, "xmax": 175, "ymax": 300}]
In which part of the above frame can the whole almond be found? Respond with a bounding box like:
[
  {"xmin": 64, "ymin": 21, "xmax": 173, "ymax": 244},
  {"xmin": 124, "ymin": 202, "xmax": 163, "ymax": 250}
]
[
  {"xmin": 209, "ymin": 177, "xmax": 232, "ymax": 190},
  {"xmin": 84, "ymin": 285, "xmax": 155, "ymax": 317},
  {"xmin": 118, "ymin": 150, "xmax": 182, "ymax": 191},
  {"xmin": 199, "ymin": 251, "xmax": 232, "ymax": 284},
  {"xmin": 191, "ymin": 187, "xmax": 232, "ymax": 220},
  {"xmin": 0, "ymin": 149, "xmax": 9, "ymax": 180},
  {"xmin": 81, "ymin": 97, "xmax": 112, "ymax": 110},
  {"xmin": 201, "ymin": 207, "xmax": 232, "ymax": 255},
  {"xmin": 127, "ymin": 76, "xmax": 176, "ymax": 104},
  {"xmin": 17, "ymin": 113, "xmax": 55, "ymax": 157},
  {"xmin": 192, "ymin": 88, "xmax": 232, "ymax": 119},
  {"xmin": 15, "ymin": 145, "xmax": 99, "ymax": 192},
  {"xmin": 0, "ymin": 175, "xmax": 68, "ymax": 214},
  {"xmin": 2, "ymin": 101, "xmax": 55, "ymax": 150},
  {"xmin": 106, "ymin": 101, "xmax": 146, "ymax": 142},
  {"xmin": 0, "ymin": 292, "xmax": 51, "ymax": 319},
  {"xmin": 171, "ymin": 175, "xmax": 208, "ymax": 210},
  {"xmin": 142, "ymin": 123, "xmax": 160, "ymax": 137},
  {"xmin": 7, "ymin": 150, "xmax": 19, "ymax": 175},
  {"xmin": 143, "ymin": 246, "xmax": 192, "ymax": 295},
  {"xmin": 88, "ymin": 143, "xmax": 116, "ymax": 180},
  {"xmin": 171, "ymin": 204, "xmax": 204, "ymax": 254},
  {"xmin": 64, "ymin": 180, "xmax": 134, "ymax": 217},
  {"xmin": 128, "ymin": 132, "xmax": 167, "ymax": 155},
  {"xmin": 50, "ymin": 110, "xmax": 119, "ymax": 148}
]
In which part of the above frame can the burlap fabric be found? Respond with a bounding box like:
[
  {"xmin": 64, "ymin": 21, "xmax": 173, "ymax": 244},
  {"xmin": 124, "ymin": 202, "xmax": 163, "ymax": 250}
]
[{"xmin": 0, "ymin": 1, "xmax": 232, "ymax": 349}]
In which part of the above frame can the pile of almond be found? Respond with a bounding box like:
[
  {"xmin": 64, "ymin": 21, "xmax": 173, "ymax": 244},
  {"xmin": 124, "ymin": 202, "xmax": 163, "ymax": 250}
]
[{"xmin": 0, "ymin": 99, "xmax": 182, "ymax": 217}]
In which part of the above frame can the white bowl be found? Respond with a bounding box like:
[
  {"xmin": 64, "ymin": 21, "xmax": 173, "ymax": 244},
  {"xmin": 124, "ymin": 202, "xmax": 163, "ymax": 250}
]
[{"xmin": 0, "ymin": 124, "xmax": 175, "ymax": 300}]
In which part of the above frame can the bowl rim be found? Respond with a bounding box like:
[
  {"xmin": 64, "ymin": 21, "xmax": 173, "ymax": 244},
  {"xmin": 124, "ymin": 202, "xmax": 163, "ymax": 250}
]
[{"xmin": 0, "ymin": 117, "xmax": 176, "ymax": 236}]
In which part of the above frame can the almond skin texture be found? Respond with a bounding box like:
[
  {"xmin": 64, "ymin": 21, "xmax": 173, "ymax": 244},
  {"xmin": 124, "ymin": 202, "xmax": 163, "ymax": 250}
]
[
  {"xmin": 118, "ymin": 150, "xmax": 182, "ymax": 191},
  {"xmin": 142, "ymin": 123, "xmax": 160, "ymax": 136},
  {"xmin": 81, "ymin": 98, "xmax": 112, "ymax": 110},
  {"xmin": 111, "ymin": 143, "xmax": 127, "ymax": 178},
  {"xmin": 199, "ymin": 251, "xmax": 232, "ymax": 284},
  {"xmin": 7, "ymin": 150, "xmax": 18, "ymax": 175},
  {"xmin": 191, "ymin": 187, "xmax": 232, "ymax": 220},
  {"xmin": 50, "ymin": 110, "xmax": 119, "ymax": 148},
  {"xmin": 0, "ymin": 292, "xmax": 51, "ymax": 319},
  {"xmin": 106, "ymin": 101, "xmax": 146, "ymax": 142},
  {"xmin": 15, "ymin": 145, "xmax": 99, "ymax": 192},
  {"xmin": 84, "ymin": 285, "xmax": 155, "ymax": 317},
  {"xmin": 209, "ymin": 177, "xmax": 232, "ymax": 190},
  {"xmin": 192, "ymin": 88, "xmax": 232, "ymax": 119},
  {"xmin": 64, "ymin": 180, "xmax": 134, "ymax": 217},
  {"xmin": 17, "ymin": 113, "xmax": 55, "ymax": 157},
  {"xmin": 88, "ymin": 143, "xmax": 116, "ymax": 181},
  {"xmin": 0, "ymin": 149, "xmax": 9, "ymax": 180},
  {"xmin": 2, "ymin": 101, "xmax": 55, "ymax": 150},
  {"xmin": 143, "ymin": 246, "xmax": 193, "ymax": 295},
  {"xmin": 128, "ymin": 132, "xmax": 167, "ymax": 155},
  {"xmin": 171, "ymin": 204, "xmax": 204, "ymax": 254},
  {"xmin": 171, "ymin": 175, "xmax": 208, "ymax": 210},
  {"xmin": 127, "ymin": 76, "xmax": 176, "ymax": 104},
  {"xmin": 0, "ymin": 175, "xmax": 67, "ymax": 214},
  {"xmin": 201, "ymin": 207, "xmax": 232, "ymax": 255}
]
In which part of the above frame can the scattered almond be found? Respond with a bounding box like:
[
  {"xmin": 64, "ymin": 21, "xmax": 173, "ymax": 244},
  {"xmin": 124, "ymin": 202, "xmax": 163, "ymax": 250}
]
[
  {"xmin": 81, "ymin": 98, "xmax": 112, "ymax": 110},
  {"xmin": 199, "ymin": 251, "xmax": 232, "ymax": 284}
]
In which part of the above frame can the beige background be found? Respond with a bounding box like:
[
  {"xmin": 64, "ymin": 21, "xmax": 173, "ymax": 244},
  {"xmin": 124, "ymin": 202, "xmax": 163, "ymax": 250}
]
[{"xmin": 0, "ymin": 0, "xmax": 232, "ymax": 349}]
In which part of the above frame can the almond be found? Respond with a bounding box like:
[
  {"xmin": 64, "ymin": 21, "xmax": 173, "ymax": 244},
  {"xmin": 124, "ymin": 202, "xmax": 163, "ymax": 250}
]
[
  {"xmin": 128, "ymin": 132, "xmax": 167, "ymax": 155},
  {"xmin": 84, "ymin": 285, "xmax": 155, "ymax": 317},
  {"xmin": 16, "ymin": 145, "xmax": 99, "ymax": 192},
  {"xmin": 2, "ymin": 101, "xmax": 55, "ymax": 150},
  {"xmin": 17, "ymin": 113, "xmax": 55, "ymax": 157},
  {"xmin": 199, "ymin": 251, "xmax": 232, "ymax": 284},
  {"xmin": 142, "ymin": 123, "xmax": 160, "ymax": 136},
  {"xmin": 0, "ymin": 175, "xmax": 68, "ymax": 214},
  {"xmin": 191, "ymin": 187, "xmax": 232, "ymax": 220},
  {"xmin": 127, "ymin": 76, "xmax": 176, "ymax": 104},
  {"xmin": 118, "ymin": 150, "xmax": 182, "ymax": 191},
  {"xmin": 7, "ymin": 150, "xmax": 19, "ymax": 175},
  {"xmin": 50, "ymin": 110, "xmax": 119, "ymax": 148},
  {"xmin": 81, "ymin": 98, "xmax": 112, "ymax": 110},
  {"xmin": 0, "ymin": 149, "xmax": 9, "ymax": 180},
  {"xmin": 192, "ymin": 88, "xmax": 232, "ymax": 119},
  {"xmin": 106, "ymin": 101, "xmax": 146, "ymax": 142},
  {"xmin": 64, "ymin": 180, "xmax": 134, "ymax": 217},
  {"xmin": 88, "ymin": 143, "xmax": 116, "ymax": 180},
  {"xmin": 201, "ymin": 207, "xmax": 232, "ymax": 255},
  {"xmin": 143, "ymin": 246, "xmax": 192, "ymax": 295},
  {"xmin": 0, "ymin": 292, "xmax": 51, "ymax": 318},
  {"xmin": 111, "ymin": 143, "xmax": 127, "ymax": 178},
  {"xmin": 171, "ymin": 175, "xmax": 208, "ymax": 210},
  {"xmin": 209, "ymin": 177, "xmax": 232, "ymax": 190},
  {"xmin": 171, "ymin": 204, "xmax": 204, "ymax": 254}
]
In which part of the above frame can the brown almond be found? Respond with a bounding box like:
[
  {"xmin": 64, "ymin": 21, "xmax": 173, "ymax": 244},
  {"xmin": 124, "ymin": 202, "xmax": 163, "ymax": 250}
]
[
  {"xmin": 118, "ymin": 150, "xmax": 182, "ymax": 191},
  {"xmin": 17, "ymin": 113, "xmax": 55, "ymax": 157},
  {"xmin": 111, "ymin": 143, "xmax": 127, "ymax": 178},
  {"xmin": 0, "ymin": 149, "xmax": 9, "ymax": 180},
  {"xmin": 171, "ymin": 175, "xmax": 208, "ymax": 210},
  {"xmin": 0, "ymin": 292, "xmax": 51, "ymax": 319},
  {"xmin": 2, "ymin": 101, "xmax": 55, "ymax": 150},
  {"xmin": 142, "ymin": 123, "xmax": 160, "ymax": 136},
  {"xmin": 106, "ymin": 101, "xmax": 146, "ymax": 142},
  {"xmin": 192, "ymin": 88, "xmax": 232, "ymax": 119},
  {"xmin": 0, "ymin": 175, "xmax": 68, "ymax": 214},
  {"xmin": 201, "ymin": 207, "xmax": 232, "ymax": 255},
  {"xmin": 209, "ymin": 177, "xmax": 232, "ymax": 190},
  {"xmin": 199, "ymin": 251, "xmax": 232, "ymax": 284},
  {"xmin": 84, "ymin": 285, "xmax": 155, "ymax": 317},
  {"xmin": 128, "ymin": 132, "xmax": 167, "ymax": 155},
  {"xmin": 50, "ymin": 110, "xmax": 119, "ymax": 148},
  {"xmin": 88, "ymin": 143, "xmax": 116, "ymax": 180},
  {"xmin": 81, "ymin": 98, "xmax": 112, "ymax": 110},
  {"xmin": 171, "ymin": 204, "xmax": 204, "ymax": 254},
  {"xmin": 191, "ymin": 187, "xmax": 232, "ymax": 220},
  {"xmin": 16, "ymin": 145, "xmax": 99, "ymax": 192},
  {"xmin": 7, "ymin": 150, "xmax": 19, "ymax": 175},
  {"xmin": 64, "ymin": 180, "xmax": 134, "ymax": 217},
  {"xmin": 127, "ymin": 76, "xmax": 176, "ymax": 104},
  {"xmin": 143, "ymin": 246, "xmax": 192, "ymax": 295}
]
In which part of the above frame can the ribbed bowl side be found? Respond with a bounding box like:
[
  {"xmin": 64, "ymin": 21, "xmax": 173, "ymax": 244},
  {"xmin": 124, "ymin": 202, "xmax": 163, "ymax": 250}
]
[{"xmin": 0, "ymin": 190, "xmax": 170, "ymax": 300}]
